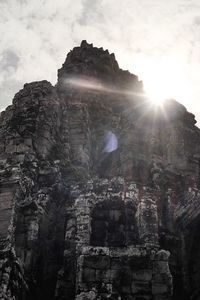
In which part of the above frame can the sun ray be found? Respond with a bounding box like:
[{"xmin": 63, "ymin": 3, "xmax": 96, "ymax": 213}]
[{"xmin": 132, "ymin": 54, "xmax": 191, "ymax": 112}]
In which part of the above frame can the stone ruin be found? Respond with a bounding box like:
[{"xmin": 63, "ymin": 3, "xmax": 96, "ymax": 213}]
[{"xmin": 0, "ymin": 40, "xmax": 200, "ymax": 299}]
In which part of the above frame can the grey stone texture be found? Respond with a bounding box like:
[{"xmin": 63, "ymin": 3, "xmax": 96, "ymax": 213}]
[{"xmin": 0, "ymin": 41, "xmax": 199, "ymax": 299}]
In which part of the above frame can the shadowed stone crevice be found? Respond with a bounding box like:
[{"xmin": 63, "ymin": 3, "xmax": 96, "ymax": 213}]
[{"xmin": 90, "ymin": 199, "xmax": 139, "ymax": 247}]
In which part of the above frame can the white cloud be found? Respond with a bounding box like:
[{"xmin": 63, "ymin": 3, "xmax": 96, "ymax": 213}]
[{"xmin": 0, "ymin": 0, "xmax": 200, "ymax": 126}]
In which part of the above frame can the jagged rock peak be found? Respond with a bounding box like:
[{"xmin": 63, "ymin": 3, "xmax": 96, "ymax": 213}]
[
  {"xmin": 0, "ymin": 80, "xmax": 55, "ymax": 125},
  {"xmin": 13, "ymin": 80, "xmax": 53, "ymax": 103},
  {"xmin": 60, "ymin": 39, "xmax": 119, "ymax": 74},
  {"xmin": 57, "ymin": 40, "xmax": 142, "ymax": 92}
]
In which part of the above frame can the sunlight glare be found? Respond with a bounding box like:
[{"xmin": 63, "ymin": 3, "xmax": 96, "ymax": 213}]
[{"xmin": 132, "ymin": 54, "xmax": 190, "ymax": 108}]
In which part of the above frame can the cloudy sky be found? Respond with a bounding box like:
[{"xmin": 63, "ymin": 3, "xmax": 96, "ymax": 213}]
[{"xmin": 1, "ymin": 0, "xmax": 200, "ymax": 125}]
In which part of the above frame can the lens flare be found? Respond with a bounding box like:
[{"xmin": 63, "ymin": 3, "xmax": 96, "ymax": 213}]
[
  {"xmin": 103, "ymin": 131, "xmax": 118, "ymax": 153},
  {"xmin": 64, "ymin": 76, "xmax": 168, "ymax": 121},
  {"xmin": 66, "ymin": 77, "xmax": 104, "ymax": 91},
  {"xmin": 64, "ymin": 76, "xmax": 143, "ymax": 98}
]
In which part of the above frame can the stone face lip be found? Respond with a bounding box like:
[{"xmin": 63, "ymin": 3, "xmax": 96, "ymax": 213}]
[{"xmin": 0, "ymin": 41, "xmax": 199, "ymax": 300}]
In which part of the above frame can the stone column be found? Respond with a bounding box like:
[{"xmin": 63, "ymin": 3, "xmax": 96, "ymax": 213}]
[
  {"xmin": 152, "ymin": 250, "xmax": 173, "ymax": 300},
  {"xmin": 137, "ymin": 187, "xmax": 159, "ymax": 246}
]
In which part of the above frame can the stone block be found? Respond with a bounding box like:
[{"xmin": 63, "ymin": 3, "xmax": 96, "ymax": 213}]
[
  {"xmin": 132, "ymin": 270, "xmax": 152, "ymax": 281},
  {"xmin": 121, "ymin": 285, "xmax": 131, "ymax": 294},
  {"xmin": 81, "ymin": 246, "xmax": 109, "ymax": 256},
  {"xmin": 134, "ymin": 296, "xmax": 152, "ymax": 300},
  {"xmin": 76, "ymin": 291, "xmax": 97, "ymax": 300},
  {"xmin": 154, "ymin": 250, "xmax": 170, "ymax": 261},
  {"xmin": 109, "ymin": 269, "xmax": 120, "ymax": 281},
  {"xmin": 122, "ymin": 295, "xmax": 134, "ymax": 300},
  {"xmin": 153, "ymin": 272, "xmax": 171, "ymax": 283},
  {"xmin": 133, "ymin": 281, "xmax": 151, "ymax": 294},
  {"xmin": 153, "ymin": 296, "xmax": 172, "ymax": 300},
  {"xmin": 153, "ymin": 261, "xmax": 170, "ymax": 274},
  {"xmin": 84, "ymin": 255, "xmax": 110, "ymax": 270},
  {"xmin": 82, "ymin": 268, "xmax": 96, "ymax": 282},
  {"xmin": 152, "ymin": 283, "xmax": 168, "ymax": 295},
  {"xmin": 110, "ymin": 257, "xmax": 123, "ymax": 270}
]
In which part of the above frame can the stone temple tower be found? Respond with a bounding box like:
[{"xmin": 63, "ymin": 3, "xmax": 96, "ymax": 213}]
[{"xmin": 0, "ymin": 41, "xmax": 200, "ymax": 300}]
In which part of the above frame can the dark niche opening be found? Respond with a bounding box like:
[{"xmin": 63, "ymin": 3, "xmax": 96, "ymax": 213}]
[
  {"xmin": 90, "ymin": 198, "xmax": 139, "ymax": 247},
  {"xmin": 14, "ymin": 193, "xmax": 67, "ymax": 300},
  {"xmin": 198, "ymin": 159, "xmax": 200, "ymax": 189},
  {"xmin": 187, "ymin": 222, "xmax": 200, "ymax": 300}
]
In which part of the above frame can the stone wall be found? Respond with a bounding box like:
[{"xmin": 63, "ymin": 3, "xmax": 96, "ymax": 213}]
[
  {"xmin": 55, "ymin": 177, "xmax": 172, "ymax": 300},
  {"xmin": 76, "ymin": 247, "xmax": 172, "ymax": 300}
]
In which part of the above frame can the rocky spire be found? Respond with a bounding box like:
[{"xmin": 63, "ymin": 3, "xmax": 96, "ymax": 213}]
[{"xmin": 57, "ymin": 40, "xmax": 143, "ymax": 94}]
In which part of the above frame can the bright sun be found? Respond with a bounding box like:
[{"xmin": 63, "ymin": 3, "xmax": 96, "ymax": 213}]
[{"xmin": 132, "ymin": 55, "xmax": 190, "ymax": 107}]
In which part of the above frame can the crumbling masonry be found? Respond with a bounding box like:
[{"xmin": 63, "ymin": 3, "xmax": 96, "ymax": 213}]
[{"xmin": 0, "ymin": 41, "xmax": 200, "ymax": 299}]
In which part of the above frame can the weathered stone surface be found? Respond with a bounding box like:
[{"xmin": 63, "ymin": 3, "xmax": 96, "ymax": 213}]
[{"xmin": 0, "ymin": 40, "xmax": 200, "ymax": 299}]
